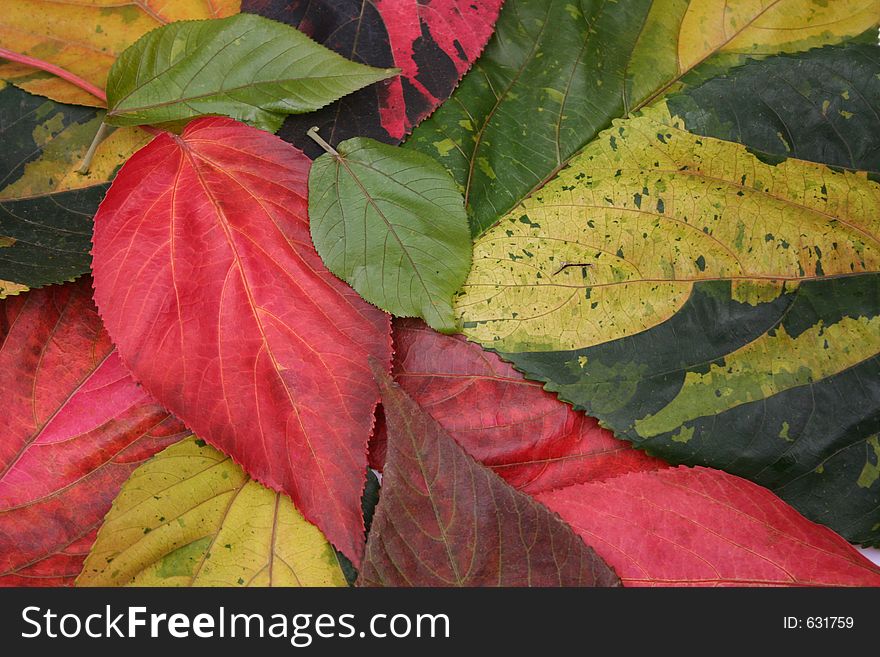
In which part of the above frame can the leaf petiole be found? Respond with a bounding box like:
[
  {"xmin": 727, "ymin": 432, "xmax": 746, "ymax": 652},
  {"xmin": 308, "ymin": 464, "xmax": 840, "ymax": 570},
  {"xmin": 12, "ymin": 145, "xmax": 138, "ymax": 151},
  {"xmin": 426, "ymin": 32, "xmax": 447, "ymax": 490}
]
[
  {"xmin": 307, "ymin": 127, "xmax": 340, "ymax": 157},
  {"xmin": 78, "ymin": 121, "xmax": 113, "ymax": 175}
]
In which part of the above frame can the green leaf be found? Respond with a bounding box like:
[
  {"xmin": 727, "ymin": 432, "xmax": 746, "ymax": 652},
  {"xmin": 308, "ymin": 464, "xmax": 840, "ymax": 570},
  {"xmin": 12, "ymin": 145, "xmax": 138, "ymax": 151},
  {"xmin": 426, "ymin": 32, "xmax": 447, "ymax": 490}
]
[
  {"xmin": 0, "ymin": 82, "xmax": 149, "ymax": 291},
  {"xmin": 77, "ymin": 437, "xmax": 349, "ymax": 587},
  {"xmin": 404, "ymin": 0, "xmax": 879, "ymax": 237},
  {"xmin": 455, "ymin": 103, "xmax": 880, "ymax": 545},
  {"xmin": 667, "ymin": 43, "xmax": 880, "ymax": 175},
  {"xmin": 309, "ymin": 135, "xmax": 471, "ymax": 332},
  {"xmin": 105, "ymin": 14, "xmax": 399, "ymax": 132}
]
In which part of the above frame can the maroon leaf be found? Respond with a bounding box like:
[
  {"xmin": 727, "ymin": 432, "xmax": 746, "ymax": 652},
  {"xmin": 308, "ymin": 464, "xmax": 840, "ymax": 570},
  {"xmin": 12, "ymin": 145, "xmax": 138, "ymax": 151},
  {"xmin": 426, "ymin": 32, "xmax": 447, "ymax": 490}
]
[
  {"xmin": 368, "ymin": 319, "xmax": 665, "ymax": 492},
  {"xmin": 539, "ymin": 467, "xmax": 880, "ymax": 587},
  {"xmin": 360, "ymin": 360, "xmax": 620, "ymax": 586},
  {"xmin": 242, "ymin": 0, "xmax": 504, "ymax": 157},
  {"xmin": 0, "ymin": 280, "xmax": 186, "ymax": 587},
  {"xmin": 91, "ymin": 118, "xmax": 392, "ymax": 564}
]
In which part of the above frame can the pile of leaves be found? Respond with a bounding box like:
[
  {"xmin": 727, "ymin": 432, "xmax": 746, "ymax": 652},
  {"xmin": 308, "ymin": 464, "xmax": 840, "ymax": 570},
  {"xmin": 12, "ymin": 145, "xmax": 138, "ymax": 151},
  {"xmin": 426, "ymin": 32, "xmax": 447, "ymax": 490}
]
[{"xmin": 2, "ymin": 0, "xmax": 880, "ymax": 587}]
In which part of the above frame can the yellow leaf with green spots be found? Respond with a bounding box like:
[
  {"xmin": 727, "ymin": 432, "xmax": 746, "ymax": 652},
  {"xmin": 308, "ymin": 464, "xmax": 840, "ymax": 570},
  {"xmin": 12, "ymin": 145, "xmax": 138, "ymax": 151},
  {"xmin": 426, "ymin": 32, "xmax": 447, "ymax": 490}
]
[
  {"xmin": 406, "ymin": 0, "xmax": 880, "ymax": 237},
  {"xmin": 77, "ymin": 437, "xmax": 348, "ymax": 587},
  {"xmin": 456, "ymin": 103, "xmax": 880, "ymax": 352},
  {"xmin": 0, "ymin": 0, "xmax": 241, "ymax": 107}
]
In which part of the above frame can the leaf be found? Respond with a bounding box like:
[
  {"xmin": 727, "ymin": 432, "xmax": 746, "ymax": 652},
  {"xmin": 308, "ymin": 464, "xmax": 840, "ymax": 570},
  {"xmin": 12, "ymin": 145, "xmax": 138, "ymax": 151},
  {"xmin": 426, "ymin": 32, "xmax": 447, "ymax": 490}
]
[
  {"xmin": 667, "ymin": 43, "xmax": 880, "ymax": 174},
  {"xmin": 456, "ymin": 104, "xmax": 880, "ymax": 545},
  {"xmin": 91, "ymin": 117, "xmax": 392, "ymax": 565},
  {"xmin": 369, "ymin": 319, "xmax": 665, "ymax": 493},
  {"xmin": 0, "ymin": 279, "xmax": 187, "ymax": 587},
  {"xmin": 0, "ymin": 82, "xmax": 150, "ymax": 290},
  {"xmin": 309, "ymin": 137, "xmax": 471, "ymax": 332},
  {"xmin": 242, "ymin": 0, "xmax": 505, "ymax": 157},
  {"xmin": 539, "ymin": 467, "xmax": 880, "ymax": 586},
  {"xmin": 359, "ymin": 360, "xmax": 621, "ymax": 587},
  {"xmin": 405, "ymin": 0, "xmax": 879, "ymax": 236},
  {"xmin": 457, "ymin": 104, "xmax": 880, "ymax": 352},
  {"xmin": 0, "ymin": 0, "xmax": 241, "ymax": 107},
  {"xmin": 78, "ymin": 437, "xmax": 348, "ymax": 587},
  {"xmin": 509, "ymin": 275, "xmax": 880, "ymax": 546},
  {"xmin": 104, "ymin": 14, "xmax": 399, "ymax": 132}
]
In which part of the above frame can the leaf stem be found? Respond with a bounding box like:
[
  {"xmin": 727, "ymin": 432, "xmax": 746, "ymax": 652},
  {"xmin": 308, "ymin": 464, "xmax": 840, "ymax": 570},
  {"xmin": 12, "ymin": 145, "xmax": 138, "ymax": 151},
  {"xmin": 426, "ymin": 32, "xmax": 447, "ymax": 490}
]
[
  {"xmin": 0, "ymin": 47, "xmax": 107, "ymax": 104},
  {"xmin": 78, "ymin": 122, "xmax": 112, "ymax": 174},
  {"xmin": 307, "ymin": 126, "xmax": 339, "ymax": 157}
]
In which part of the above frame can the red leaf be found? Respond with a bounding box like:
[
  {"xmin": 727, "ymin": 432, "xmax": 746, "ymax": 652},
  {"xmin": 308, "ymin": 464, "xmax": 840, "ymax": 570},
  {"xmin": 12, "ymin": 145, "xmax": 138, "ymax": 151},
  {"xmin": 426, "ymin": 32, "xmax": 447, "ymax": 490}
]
[
  {"xmin": 369, "ymin": 319, "xmax": 665, "ymax": 492},
  {"xmin": 360, "ymin": 361, "xmax": 620, "ymax": 586},
  {"xmin": 242, "ymin": 0, "xmax": 504, "ymax": 156},
  {"xmin": 0, "ymin": 280, "xmax": 186, "ymax": 587},
  {"xmin": 91, "ymin": 118, "xmax": 392, "ymax": 564},
  {"xmin": 539, "ymin": 467, "xmax": 880, "ymax": 587}
]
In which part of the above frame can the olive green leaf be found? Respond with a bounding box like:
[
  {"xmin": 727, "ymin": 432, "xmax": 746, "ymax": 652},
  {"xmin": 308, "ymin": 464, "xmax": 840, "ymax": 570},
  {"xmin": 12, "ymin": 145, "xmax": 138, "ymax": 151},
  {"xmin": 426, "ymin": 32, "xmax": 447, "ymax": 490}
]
[
  {"xmin": 668, "ymin": 43, "xmax": 880, "ymax": 175},
  {"xmin": 455, "ymin": 103, "xmax": 880, "ymax": 545},
  {"xmin": 309, "ymin": 134, "xmax": 471, "ymax": 333},
  {"xmin": 0, "ymin": 82, "xmax": 149, "ymax": 291},
  {"xmin": 77, "ymin": 437, "xmax": 348, "ymax": 587},
  {"xmin": 105, "ymin": 14, "xmax": 399, "ymax": 132},
  {"xmin": 405, "ymin": 0, "xmax": 879, "ymax": 237}
]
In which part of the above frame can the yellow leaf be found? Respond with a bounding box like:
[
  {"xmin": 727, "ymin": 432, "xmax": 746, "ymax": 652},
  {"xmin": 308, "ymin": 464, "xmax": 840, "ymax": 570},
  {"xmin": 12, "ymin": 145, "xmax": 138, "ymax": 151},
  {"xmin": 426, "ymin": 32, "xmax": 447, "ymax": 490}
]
[
  {"xmin": 678, "ymin": 0, "xmax": 880, "ymax": 72},
  {"xmin": 455, "ymin": 103, "xmax": 880, "ymax": 352},
  {"xmin": 77, "ymin": 437, "xmax": 348, "ymax": 587},
  {"xmin": 0, "ymin": 0, "xmax": 241, "ymax": 106}
]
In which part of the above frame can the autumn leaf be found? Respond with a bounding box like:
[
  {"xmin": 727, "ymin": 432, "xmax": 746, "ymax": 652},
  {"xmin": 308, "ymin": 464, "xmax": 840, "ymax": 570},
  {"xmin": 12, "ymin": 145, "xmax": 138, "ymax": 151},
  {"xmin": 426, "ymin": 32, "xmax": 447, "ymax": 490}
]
[
  {"xmin": 405, "ymin": 0, "xmax": 879, "ymax": 236},
  {"xmin": 457, "ymin": 104, "xmax": 880, "ymax": 352},
  {"xmin": 91, "ymin": 117, "xmax": 392, "ymax": 565},
  {"xmin": 0, "ymin": 82, "xmax": 150, "ymax": 290},
  {"xmin": 0, "ymin": 0, "xmax": 241, "ymax": 107},
  {"xmin": 105, "ymin": 14, "xmax": 399, "ymax": 132},
  {"xmin": 242, "ymin": 0, "xmax": 505, "ymax": 157},
  {"xmin": 78, "ymin": 437, "xmax": 348, "ymax": 587},
  {"xmin": 369, "ymin": 319, "xmax": 665, "ymax": 493},
  {"xmin": 0, "ymin": 279, "xmax": 187, "ymax": 587},
  {"xmin": 309, "ymin": 136, "xmax": 471, "ymax": 332},
  {"xmin": 539, "ymin": 467, "xmax": 880, "ymax": 586},
  {"xmin": 360, "ymin": 360, "xmax": 620, "ymax": 587}
]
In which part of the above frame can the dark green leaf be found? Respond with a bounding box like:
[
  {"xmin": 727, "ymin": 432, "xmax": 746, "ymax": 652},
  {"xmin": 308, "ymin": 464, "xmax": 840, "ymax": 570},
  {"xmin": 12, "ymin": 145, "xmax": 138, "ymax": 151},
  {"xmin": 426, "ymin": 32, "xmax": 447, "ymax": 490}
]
[
  {"xmin": 668, "ymin": 44, "xmax": 880, "ymax": 174},
  {"xmin": 309, "ymin": 136, "xmax": 471, "ymax": 332},
  {"xmin": 105, "ymin": 14, "xmax": 399, "ymax": 132}
]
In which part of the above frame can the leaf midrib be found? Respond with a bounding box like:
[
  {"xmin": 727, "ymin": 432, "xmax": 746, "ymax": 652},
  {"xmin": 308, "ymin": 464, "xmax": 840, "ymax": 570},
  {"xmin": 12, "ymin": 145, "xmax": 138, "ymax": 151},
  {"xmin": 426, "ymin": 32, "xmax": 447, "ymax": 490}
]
[{"xmin": 331, "ymin": 153, "xmax": 446, "ymax": 321}]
